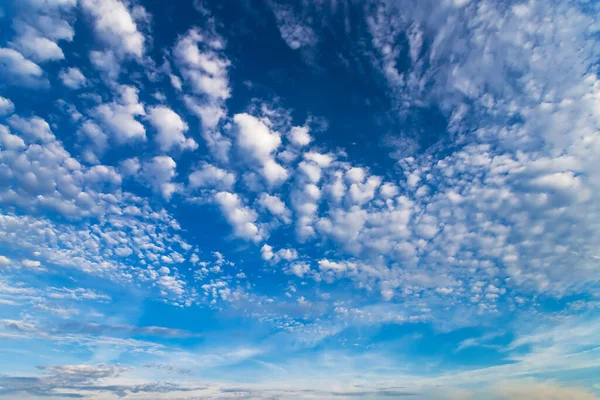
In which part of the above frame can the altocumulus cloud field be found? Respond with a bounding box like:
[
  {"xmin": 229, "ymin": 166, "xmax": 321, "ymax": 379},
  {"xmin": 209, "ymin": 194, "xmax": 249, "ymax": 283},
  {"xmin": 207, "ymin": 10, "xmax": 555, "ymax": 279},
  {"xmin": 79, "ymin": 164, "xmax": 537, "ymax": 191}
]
[{"xmin": 0, "ymin": 0, "xmax": 599, "ymax": 399}]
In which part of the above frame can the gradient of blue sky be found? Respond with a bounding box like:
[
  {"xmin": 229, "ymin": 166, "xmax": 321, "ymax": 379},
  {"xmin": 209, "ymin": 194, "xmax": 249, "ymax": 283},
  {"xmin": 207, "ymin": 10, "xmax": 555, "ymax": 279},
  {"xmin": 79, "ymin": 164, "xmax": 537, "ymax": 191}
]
[{"xmin": 0, "ymin": 0, "xmax": 599, "ymax": 398}]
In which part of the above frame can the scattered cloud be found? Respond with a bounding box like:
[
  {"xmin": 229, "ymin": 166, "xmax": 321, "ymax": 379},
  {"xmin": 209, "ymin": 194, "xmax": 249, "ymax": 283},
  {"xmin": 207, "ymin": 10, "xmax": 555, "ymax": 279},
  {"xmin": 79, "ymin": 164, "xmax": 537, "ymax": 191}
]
[
  {"xmin": 59, "ymin": 67, "xmax": 87, "ymax": 89},
  {"xmin": 0, "ymin": 47, "xmax": 47, "ymax": 87},
  {"xmin": 147, "ymin": 105, "xmax": 197, "ymax": 152}
]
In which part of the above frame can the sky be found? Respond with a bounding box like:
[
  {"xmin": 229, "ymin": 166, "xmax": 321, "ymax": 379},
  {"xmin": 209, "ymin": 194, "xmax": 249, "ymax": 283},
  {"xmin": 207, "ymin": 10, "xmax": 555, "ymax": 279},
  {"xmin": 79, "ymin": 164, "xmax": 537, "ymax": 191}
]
[{"xmin": 0, "ymin": 0, "xmax": 599, "ymax": 398}]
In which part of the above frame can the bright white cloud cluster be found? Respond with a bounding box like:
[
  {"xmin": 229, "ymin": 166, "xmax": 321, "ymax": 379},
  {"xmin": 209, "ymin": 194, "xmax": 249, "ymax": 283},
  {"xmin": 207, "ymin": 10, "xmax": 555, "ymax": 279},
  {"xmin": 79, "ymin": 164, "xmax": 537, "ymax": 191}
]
[
  {"xmin": 214, "ymin": 191, "xmax": 262, "ymax": 243},
  {"xmin": 174, "ymin": 27, "xmax": 232, "ymax": 161},
  {"xmin": 9, "ymin": 0, "xmax": 76, "ymax": 66},
  {"xmin": 0, "ymin": 97, "xmax": 14, "ymax": 116},
  {"xmin": 80, "ymin": 0, "xmax": 145, "ymax": 58},
  {"xmin": 147, "ymin": 105, "xmax": 197, "ymax": 152},
  {"xmin": 189, "ymin": 163, "xmax": 236, "ymax": 191},
  {"xmin": 0, "ymin": 47, "xmax": 47, "ymax": 87},
  {"xmin": 91, "ymin": 85, "xmax": 146, "ymax": 144},
  {"xmin": 59, "ymin": 67, "xmax": 87, "ymax": 89},
  {"xmin": 232, "ymin": 113, "xmax": 288, "ymax": 186}
]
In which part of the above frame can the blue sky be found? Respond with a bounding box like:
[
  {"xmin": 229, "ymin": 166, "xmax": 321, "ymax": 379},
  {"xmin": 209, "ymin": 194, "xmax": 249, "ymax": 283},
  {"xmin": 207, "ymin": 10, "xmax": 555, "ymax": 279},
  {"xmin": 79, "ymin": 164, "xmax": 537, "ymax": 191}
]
[{"xmin": 0, "ymin": 0, "xmax": 599, "ymax": 398}]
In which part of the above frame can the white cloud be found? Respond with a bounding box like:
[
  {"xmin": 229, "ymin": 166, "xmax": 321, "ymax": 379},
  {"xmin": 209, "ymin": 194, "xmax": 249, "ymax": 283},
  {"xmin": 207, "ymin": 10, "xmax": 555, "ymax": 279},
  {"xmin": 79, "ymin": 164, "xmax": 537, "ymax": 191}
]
[
  {"xmin": 232, "ymin": 113, "xmax": 288, "ymax": 185},
  {"xmin": 345, "ymin": 167, "xmax": 366, "ymax": 183},
  {"xmin": 260, "ymin": 244, "xmax": 274, "ymax": 261},
  {"xmin": 184, "ymin": 95, "xmax": 230, "ymax": 161},
  {"xmin": 7, "ymin": 115, "xmax": 54, "ymax": 143},
  {"xmin": 157, "ymin": 274, "xmax": 186, "ymax": 296},
  {"xmin": 304, "ymin": 151, "xmax": 333, "ymax": 167},
  {"xmin": 257, "ymin": 193, "xmax": 291, "ymax": 223},
  {"xmin": 298, "ymin": 161, "xmax": 322, "ymax": 183},
  {"xmin": 318, "ymin": 259, "xmax": 356, "ymax": 273},
  {"xmin": 189, "ymin": 163, "xmax": 235, "ymax": 191},
  {"xmin": 77, "ymin": 120, "xmax": 108, "ymax": 163},
  {"xmin": 170, "ymin": 73, "xmax": 183, "ymax": 91},
  {"xmin": 0, "ymin": 256, "xmax": 10, "ymax": 265},
  {"xmin": 379, "ymin": 182, "xmax": 399, "ymax": 198},
  {"xmin": 21, "ymin": 259, "xmax": 44, "ymax": 270},
  {"xmin": 289, "ymin": 126, "xmax": 312, "ymax": 146},
  {"xmin": 140, "ymin": 156, "xmax": 179, "ymax": 200},
  {"xmin": 348, "ymin": 175, "xmax": 382, "ymax": 205},
  {"xmin": 175, "ymin": 27, "xmax": 232, "ymax": 162},
  {"xmin": 119, "ymin": 157, "xmax": 141, "ymax": 176},
  {"xmin": 214, "ymin": 191, "xmax": 262, "ymax": 243},
  {"xmin": 89, "ymin": 49, "xmax": 120, "ymax": 79},
  {"xmin": 92, "ymin": 85, "xmax": 146, "ymax": 143},
  {"xmin": 80, "ymin": 0, "xmax": 145, "ymax": 58},
  {"xmin": 261, "ymin": 244, "xmax": 297, "ymax": 264},
  {"xmin": 11, "ymin": 27, "xmax": 64, "ymax": 62},
  {"xmin": 59, "ymin": 67, "xmax": 86, "ymax": 89},
  {"xmin": 0, "ymin": 48, "xmax": 47, "ymax": 87},
  {"xmin": 147, "ymin": 105, "xmax": 197, "ymax": 152},
  {"xmin": 0, "ymin": 125, "xmax": 26, "ymax": 150},
  {"xmin": 286, "ymin": 261, "xmax": 310, "ymax": 278},
  {"xmin": 0, "ymin": 97, "xmax": 14, "ymax": 116},
  {"xmin": 9, "ymin": 0, "xmax": 76, "ymax": 64},
  {"xmin": 173, "ymin": 28, "xmax": 230, "ymax": 100}
]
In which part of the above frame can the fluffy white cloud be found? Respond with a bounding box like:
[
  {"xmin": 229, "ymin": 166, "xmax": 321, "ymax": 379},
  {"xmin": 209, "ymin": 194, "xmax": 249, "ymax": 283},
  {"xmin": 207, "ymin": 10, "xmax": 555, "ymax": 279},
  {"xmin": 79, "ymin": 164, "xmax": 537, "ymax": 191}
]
[
  {"xmin": 77, "ymin": 120, "xmax": 108, "ymax": 163},
  {"xmin": 14, "ymin": 33, "xmax": 65, "ymax": 62},
  {"xmin": 147, "ymin": 106, "xmax": 197, "ymax": 152},
  {"xmin": 89, "ymin": 49, "xmax": 120, "ymax": 79},
  {"xmin": 184, "ymin": 95, "xmax": 231, "ymax": 162},
  {"xmin": 0, "ymin": 48, "xmax": 47, "ymax": 87},
  {"xmin": 214, "ymin": 191, "xmax": 261, "ymax": 243},
  {"xmin": 261, "ymin": 244, "xmax": 298, "ymax": 264},
  {"xmin": 298, "ymin": 161, "xmax": 322, "ymax": 183},
  {"xmin": 91, "ymin": 85, "xmax": 146, "ymax": 143},
  {"xmin": 232, "ymin": 113, "xmax": 288, "ymax": 185},
  {"xmin": 175, "ymin": 28, "xmax": 232, "ymax": 161},
  {"xmin": 59, "ymin": 67, "xmax": 86, "ymax": 89},
  {"xmin": 11, "ymin": 30, "xmax": 64, "ymax": 62},
  {"xmin": 189, "ymin": 163, "xmax": 235, "ymax": 191},
  {"xmin": 119, "ymin": 157, "xmax": 141, "ymax": 177},
  {"xmin": 286, "ymin": 261, "xmax": 310, "ymax": 278},
  {"xmin": 140, "ymin": 156, "xmax": 179, "ymax": 200},
  {"xmin": 0, "ymin": 97, "xmax": 15, "ymax": 116},
  {"xmin": 7, "ymin": 115, "xmax": 54, "ymax": 143},
  {"xmin": 173, "ymin": 28, "xmax": 230, "ymax": 100},
  {"xmin": 21, "ymin": 259, "xmax": 44, "ymax": 270},
  {"xmin": 0, "ymin": 116, "xmax": 133, "ymax": 222},
  {"xmin": 304, "ymin": 151, "xmax": 333, "ymax": 167},
  {"xmin": 0, "ymin": 126, "xmax": 26, "ymax": 151},
  {"xmin": 289, "ymin": 126, "xmax": 312, "ymax": 146},
  {"xmin": 9, "ymin": 0, "xmax": 76, "ymax": 64},
  {"xmin": 80, "ymin": 0, "xmax": 145, "ymax": 58},
  {"xmin": 379, "ymin": 182, "xmax": 399, "ymax": 198},
  {"xmin": 260, "ymin": 244, "xmax": 274, "ymax": 261},
  {"xmin": 0, "ymin": 184, "xmax": 194, "ymax": 302},
  {"xmin": 257, "ymin": 193, "xmax": 291, "ymax": 223},
  {"xmin": 345, "ymin": 167, "xmax": 366, "ymax": 183},
  {"xmin": 318, "ymin": 259, "xmax": 356, "ymax": 273}
]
